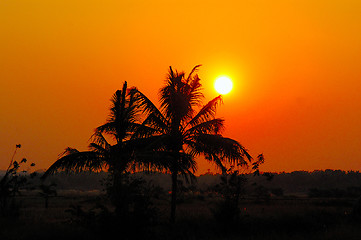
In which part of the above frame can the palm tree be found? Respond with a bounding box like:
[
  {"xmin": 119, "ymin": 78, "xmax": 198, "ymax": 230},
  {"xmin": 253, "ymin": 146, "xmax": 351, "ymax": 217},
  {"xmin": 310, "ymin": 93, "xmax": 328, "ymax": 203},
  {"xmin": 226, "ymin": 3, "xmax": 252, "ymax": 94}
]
[
  {"xmin": 133, "ymin": 65, "xmax": 253, "ymax": 222},
  {"xmin": 43, "ymin": 82, "xmax": 146, "ymax": 215}
]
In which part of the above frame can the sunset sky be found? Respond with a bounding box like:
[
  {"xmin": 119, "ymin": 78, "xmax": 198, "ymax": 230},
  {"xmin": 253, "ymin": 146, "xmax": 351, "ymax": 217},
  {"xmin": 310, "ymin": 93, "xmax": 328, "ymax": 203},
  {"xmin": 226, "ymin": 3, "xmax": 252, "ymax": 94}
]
[{"xmin": 1, "ymin": 0, "xmax": 361, "ymax": 173}]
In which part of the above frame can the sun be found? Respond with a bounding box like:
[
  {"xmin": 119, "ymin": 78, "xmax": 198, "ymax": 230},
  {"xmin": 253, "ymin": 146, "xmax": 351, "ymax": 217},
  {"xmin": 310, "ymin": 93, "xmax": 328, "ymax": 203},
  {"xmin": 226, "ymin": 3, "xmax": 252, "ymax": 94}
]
[{"xmin": 214, "ymin": 76, "xmax": 233, "ymax": 95}]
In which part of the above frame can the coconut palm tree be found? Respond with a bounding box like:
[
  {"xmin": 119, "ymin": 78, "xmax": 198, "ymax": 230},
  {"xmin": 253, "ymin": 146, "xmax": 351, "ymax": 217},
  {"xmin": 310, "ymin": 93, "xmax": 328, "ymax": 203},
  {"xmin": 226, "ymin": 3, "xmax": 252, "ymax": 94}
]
[
  {"xmin": 43, "ymin": 82, "xmax": 148, "ymax": 215},
  {"xmin": 43, "ymin": 82, "xmax": 141, "ymax": 175},
  {"xmin": 133, "ymin": 65, "xmax": 253, "ymax": 223}
]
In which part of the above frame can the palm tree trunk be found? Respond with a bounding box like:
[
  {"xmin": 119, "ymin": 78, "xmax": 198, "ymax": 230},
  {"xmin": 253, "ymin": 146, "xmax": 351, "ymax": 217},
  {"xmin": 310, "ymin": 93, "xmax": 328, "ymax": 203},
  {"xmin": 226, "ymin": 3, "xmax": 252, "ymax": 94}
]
[{"xmin": 170, "ymin": 171, "xmax": 177, "ymax": 223}]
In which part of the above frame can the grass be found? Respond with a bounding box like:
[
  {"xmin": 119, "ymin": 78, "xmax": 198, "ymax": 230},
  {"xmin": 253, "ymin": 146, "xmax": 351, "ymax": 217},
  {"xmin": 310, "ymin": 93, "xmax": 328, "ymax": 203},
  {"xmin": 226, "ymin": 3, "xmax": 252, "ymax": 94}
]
[{"xmin": 0, "ymin": 191, "xmax": 360, "ymax": 240}]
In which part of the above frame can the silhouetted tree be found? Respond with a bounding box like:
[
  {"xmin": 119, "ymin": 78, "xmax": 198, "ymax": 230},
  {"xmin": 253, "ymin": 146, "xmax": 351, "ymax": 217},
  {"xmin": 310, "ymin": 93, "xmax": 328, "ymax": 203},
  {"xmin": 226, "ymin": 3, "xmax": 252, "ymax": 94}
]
[
  {"xmin": 43, "ymin": 82, "xmax": 150, "ymax": 215},
  {"xmin": 132, "ymin": 65, "xmax": 253, "ymax": 222}
]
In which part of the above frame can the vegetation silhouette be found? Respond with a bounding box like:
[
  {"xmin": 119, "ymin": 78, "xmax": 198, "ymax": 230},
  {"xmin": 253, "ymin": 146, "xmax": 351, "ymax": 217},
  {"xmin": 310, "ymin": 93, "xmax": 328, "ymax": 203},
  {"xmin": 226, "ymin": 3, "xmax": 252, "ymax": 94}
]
[
  {"xmin": 131, "ymin": 65, "xmax": 254, "ymax": 222},
  {"xmin": 43, "ymin": 82, "xmax": 153, "ymax": 216},
  {"xmin": 0, "ymin": 144, "xmax": 36, "ymax": 217},
  {"xmin": 43, "ymin": 82, "xmax": 141, "ymax": 175},
  {"xmin": 43, "ymin": 66, "xmax": 256, "ymax": 224},
  {"xmin": 2, "ymin": 166, "xmax": 361, "ymax": 239},
  {"xmin": 211, "ymin": 154, "xmax": 266, "ymax": 225}
]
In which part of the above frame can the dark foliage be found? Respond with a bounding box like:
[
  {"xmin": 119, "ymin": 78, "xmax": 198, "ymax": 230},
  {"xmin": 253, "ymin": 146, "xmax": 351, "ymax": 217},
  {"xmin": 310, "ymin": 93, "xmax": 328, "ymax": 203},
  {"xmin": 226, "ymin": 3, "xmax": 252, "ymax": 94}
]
[
  {"xmin": 0, "ymin": 144, "xmax": 35, "ymax": 217},
  {"xmin": 133, "ymin": 65, "xmax": 254, "ymax": 222},
  {"xmin": 212, "ymin": 169, "xmax": 247, "ymax": 225},
  {"xmin": 65, "ymin": 174, "xmax": 159, "ymax": 239}
]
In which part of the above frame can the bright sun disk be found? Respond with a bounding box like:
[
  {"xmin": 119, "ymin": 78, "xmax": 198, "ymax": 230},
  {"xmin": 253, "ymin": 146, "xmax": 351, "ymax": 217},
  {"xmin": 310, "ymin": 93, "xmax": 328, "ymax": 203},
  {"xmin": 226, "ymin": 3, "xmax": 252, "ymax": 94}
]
[{"xmin": 214, "ymin": 76, "xmax": 233, "ymax": 95}]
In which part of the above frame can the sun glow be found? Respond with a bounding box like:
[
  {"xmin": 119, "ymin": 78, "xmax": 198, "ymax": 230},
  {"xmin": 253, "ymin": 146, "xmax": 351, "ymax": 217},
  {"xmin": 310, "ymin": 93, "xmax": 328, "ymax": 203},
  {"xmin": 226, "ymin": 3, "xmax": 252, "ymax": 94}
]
[{"xmin": 214, "ymin": 76, "xmax": 233, "ymax": 95}]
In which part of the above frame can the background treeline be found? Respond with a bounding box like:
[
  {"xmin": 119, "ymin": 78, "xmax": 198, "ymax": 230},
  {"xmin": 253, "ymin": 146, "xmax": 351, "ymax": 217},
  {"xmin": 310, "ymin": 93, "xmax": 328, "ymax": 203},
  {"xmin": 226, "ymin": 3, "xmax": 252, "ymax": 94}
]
[
  {"xmin": 256, "ymin": 170, "xmax": 361, "ymax": 197},
  {"xmin": 3, "ymin": 169, "xmax": 360, "ymax": 198}
]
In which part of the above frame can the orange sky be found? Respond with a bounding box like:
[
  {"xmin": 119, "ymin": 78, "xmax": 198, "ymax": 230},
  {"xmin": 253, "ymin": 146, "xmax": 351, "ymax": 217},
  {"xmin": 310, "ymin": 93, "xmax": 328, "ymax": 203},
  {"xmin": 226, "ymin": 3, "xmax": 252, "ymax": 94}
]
[{"xmin": 1, "ymin": 0, "xmax": 361, "ymax": 174}]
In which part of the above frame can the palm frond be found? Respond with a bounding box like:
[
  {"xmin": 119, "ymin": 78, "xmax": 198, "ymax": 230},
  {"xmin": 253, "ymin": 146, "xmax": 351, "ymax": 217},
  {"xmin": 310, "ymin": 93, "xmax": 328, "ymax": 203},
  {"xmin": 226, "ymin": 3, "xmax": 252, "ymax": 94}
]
[
  {"xmin": 127, "ymin": 87, "xmax": 143, "ymax": 121},
  {"xmin": 187, "ymin": 95, "xmax": 223, "ymax": 127},
  {"xmin": 94, "ymin": 122, "xmax": 116, "ymax": 136},
  {"xmin": 177, "ymin": 152, "xmax": 197, "ymax": 175},
  {"xmin": 58, "ymin": 147, "xmax": 79, "ymax": 158},
  {"xmin": 132, "ymin": 122, "xmax": 162, "ymax": 139},
  {"xmin": 131, "ymin": 150, "xmax": 171, "ymax": 173},
  {"xmin": 109, "ymin": 90, "xmax": 122, "ymax": 122},
  {"xmin": 43, "ymin": 150, "xmax": 106, "ymax": 179},
  {"xmin": 129, "ymin": 134, "xmax": 171, "ymax": 152},
  {"xmin": 184, "ymin": 118, "xmax": 225, "ymax": 138},
  {"xmin": 160, "ymin": 67, "xmax": 192, "ymax": 122},
  {"xmin": 187, "ymin": 74, "xmax": 204, "ymax": 108},
  {"xmin": 204, "ymin": 153, "xmax": 227, "ymax": 173},
  {"xmin": 133, "ymin": 89, "xmax": 169, "ymax": 126},
  {"xmin": 167, "ymin": 66, "xmax": 185, "ymax": 86},
  {"xmin": 139, "ymin": 112, "xmax": 168, "ymax": 135},
  {"xmin": 186, "ymin": 65, "xmax": 202, "ymax": 83},
  {"xmin": 90, "ymin": 131, "xmax": 112, "ymax": 150},
  {"xmin": 185, "ymin": 65, "xmax": 204, "ymax": 108},
  {"xmin": 186, "ymin": 134, "xmax": 252, "ymax": 167},
  {"xmin": 88, "ymin": 143, "xmax": 108, "ymax": 155}
]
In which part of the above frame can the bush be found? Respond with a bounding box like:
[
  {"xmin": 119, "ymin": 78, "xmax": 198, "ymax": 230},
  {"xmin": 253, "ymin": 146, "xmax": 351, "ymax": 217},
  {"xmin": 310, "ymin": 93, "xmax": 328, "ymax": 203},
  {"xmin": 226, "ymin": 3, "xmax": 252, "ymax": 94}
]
[
  {"xmin": 103, "ymin": 173, "xmax": 159, "ymax": 225},
  {"xmin": 0, "ymin": 144, "xmax": 35, "ymax": 217},
  {"xmin": 211, "ymin": 169, "xmax": 246, "ymax": 224}
]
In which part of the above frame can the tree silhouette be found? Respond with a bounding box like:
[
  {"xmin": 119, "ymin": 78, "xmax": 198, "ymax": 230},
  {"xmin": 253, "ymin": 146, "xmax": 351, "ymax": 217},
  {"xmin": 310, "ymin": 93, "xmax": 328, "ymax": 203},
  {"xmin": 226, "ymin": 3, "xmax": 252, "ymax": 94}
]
[
  {"xmin": 0, "ymin": 144, "xmax": 35, "ymax": 217},
  {"xmin": 43, "ymin": 82, "xmax": 148, "ymax": 215},
  {"xmin": 133, "ymin": 65, "xmax": 253, "ymax": 222},
  {"xmin": 43, "ymin": 82, "xmax": 140, "ymax": 174}
]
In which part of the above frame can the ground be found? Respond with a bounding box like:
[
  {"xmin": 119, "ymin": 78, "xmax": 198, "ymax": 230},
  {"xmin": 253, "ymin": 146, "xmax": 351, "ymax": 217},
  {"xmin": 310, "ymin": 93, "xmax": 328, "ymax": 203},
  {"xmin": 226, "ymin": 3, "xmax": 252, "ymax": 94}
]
[{"xmin": 1, "ymin": 190, "xmax": 360, "ymax": 240}]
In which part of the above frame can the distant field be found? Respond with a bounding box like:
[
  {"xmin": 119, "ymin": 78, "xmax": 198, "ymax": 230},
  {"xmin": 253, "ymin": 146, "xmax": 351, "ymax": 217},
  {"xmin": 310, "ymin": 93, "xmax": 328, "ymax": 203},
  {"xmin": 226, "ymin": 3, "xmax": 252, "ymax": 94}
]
[
  {"xmin": 1, "ymin": 190, "xmax": 360, "ymax": 240},
  {"xmin": 1, "ymin": 170, "xmax": 361, "ymax": 239}
]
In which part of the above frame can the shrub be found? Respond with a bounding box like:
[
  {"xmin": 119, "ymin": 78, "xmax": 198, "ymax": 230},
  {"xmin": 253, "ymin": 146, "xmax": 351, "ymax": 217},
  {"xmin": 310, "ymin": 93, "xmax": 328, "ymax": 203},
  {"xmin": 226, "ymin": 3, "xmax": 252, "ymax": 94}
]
[
  {"xmin": 212, "ymin": 169, "xmax": 246, "ymax": 224},
  {"xmin": 0, "ymin": 144, "xmax": 35, "ymax": 217}
]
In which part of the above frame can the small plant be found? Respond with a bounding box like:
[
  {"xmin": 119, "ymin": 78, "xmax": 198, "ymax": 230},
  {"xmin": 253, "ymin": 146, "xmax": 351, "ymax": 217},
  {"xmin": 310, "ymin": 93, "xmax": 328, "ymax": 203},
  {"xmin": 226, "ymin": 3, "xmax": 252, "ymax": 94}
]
[
  {"xmin": 212, "ymin": 154, "xmax": 265, "ymax": 224},
  {"xmin": 0, "ymin": 144, "xmax": 36, "ymax": 217},
  {"xmin": 212, "ymin": 167, "xmax": 247, "ymax": 224}
]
